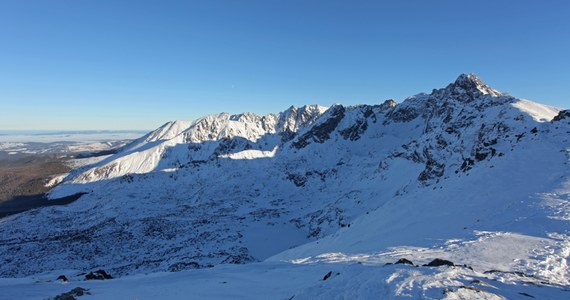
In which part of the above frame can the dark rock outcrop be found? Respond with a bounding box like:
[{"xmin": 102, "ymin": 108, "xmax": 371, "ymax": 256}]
[
  {"xmin": 395, "ymin": 258, "xmax": 414, "ymax": 265},
  {"xmin": 293, "ymin": 105, "xmax": 346, "ymax": 149},
  {"xmin": 423, "ymin": 258, "xmax": 455, "ymax": 267},
  {"xmin": 53, "ymin": 287, "xmax": 90, "ymax": 300},
  {"xmin": 552, "ymin": 110, "xmax": 570, "ymax": 122},
  {"xmin": 85, "ymin": 269, "xmax": 113, "ymax": 280}
]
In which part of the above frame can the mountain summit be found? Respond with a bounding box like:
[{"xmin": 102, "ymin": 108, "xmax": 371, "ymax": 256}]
[
  {"xmin": 1, "ymin": 74, "xmax": 568, "ymax": 299},
  {"xmin": 450, "ymin": 73, "xmax": 502, "ymax": 97}
]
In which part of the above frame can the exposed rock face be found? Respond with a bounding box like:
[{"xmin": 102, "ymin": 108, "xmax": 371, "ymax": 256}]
[
  {"xmin": 553, "ymin": 109, "xmax": 570, "ymax": 122},
  {"xmin": 445, "ymin": 73, "xmax": 502, "ymax": 101},
  {"xmin": 339, "ymin": 106, "xmax": 379, "ymax": 141},
  {"xmin": 395, "ymin": 258, "xmax": 414, "ymax": 265},
  {"xmin": 423, "ymin": 259, "xmax": 456, "ymax": 267},
  {"xmin": 380, "ymin": 99, "xmax": 397, "ymax": 111},
  {"xmin": 85, "ymin": 269, "xmax": 113, "ymax": 280},
  {"xmin": 276, "ymin": 105, "xmax": 328, "ymax": 141},
  {"xmin": 293, "ymin": 105, "xmax": 346, "ymax": 149}
]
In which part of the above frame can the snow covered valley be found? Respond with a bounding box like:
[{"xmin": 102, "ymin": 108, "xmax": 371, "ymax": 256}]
[{"xmin": 1, "ymin": 74, "xmax": 569, "ymax": 299}]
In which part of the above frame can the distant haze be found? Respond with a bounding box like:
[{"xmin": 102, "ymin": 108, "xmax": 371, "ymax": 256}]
[{"xmin": 0, "ymin": 130, "xmax": 147, "ymax": 143}]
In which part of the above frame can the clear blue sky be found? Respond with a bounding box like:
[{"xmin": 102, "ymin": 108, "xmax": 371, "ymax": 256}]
[{"xmin": 1, "ymin": 0, "xmax": 569, "ymax": 130}]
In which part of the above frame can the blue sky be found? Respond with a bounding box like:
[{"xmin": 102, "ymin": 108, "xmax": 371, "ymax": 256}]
[{"xmin": 1, "ymin": 0, "xmax": 569, "ymax": 130}]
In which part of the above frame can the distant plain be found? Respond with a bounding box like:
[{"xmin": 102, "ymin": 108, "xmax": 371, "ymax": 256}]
[{"xmin": 0, "ymin": 131, "xmax": 144, "ymax": 217}]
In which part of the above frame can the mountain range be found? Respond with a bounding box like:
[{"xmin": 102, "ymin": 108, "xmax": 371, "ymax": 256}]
[{"xmin": 1, "ymin": 74, "xmax": 569, "ymax": 299}]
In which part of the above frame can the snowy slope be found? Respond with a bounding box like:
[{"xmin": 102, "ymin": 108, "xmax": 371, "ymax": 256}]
[
  {"xmin": 3, "ymin": 259, "xmax": 570, "ymax": 300},
  {"xmin": 0, "ymin": 74, "xmax": 569, "ymax": 299}
]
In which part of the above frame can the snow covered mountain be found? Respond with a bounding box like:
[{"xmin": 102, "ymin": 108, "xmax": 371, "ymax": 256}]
[
  {"xmin": 63, "ymin": 104, "xmax": 327, "ymax": 184},
  {"xmin": 1, "ymin": 74, "xmax": 569, "ymax": 299}
]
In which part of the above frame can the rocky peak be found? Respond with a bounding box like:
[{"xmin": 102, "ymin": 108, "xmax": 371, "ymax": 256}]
[
  {"xmin": 379, "ymin": 99, "xmax": 397, "ymax": 111},
  {"xmin": 230, "ymin": 112, "xmax": 262, "ymax": 123},
  {"xmin": 385, "ymin": 74, "xmax": 510, "ymax": 125},
  {"xmin": 277, "ymin": 104, "xmax": 327, "ymax": 134},
  {"xmin": 444, "ymin": 73, "xmax": 501, "ymax": 100}
]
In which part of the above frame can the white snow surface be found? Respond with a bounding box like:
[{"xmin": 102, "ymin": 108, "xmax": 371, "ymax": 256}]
[
  {"xmin": 1, "ymin": 74, "xmax": 569, "ymax": 299},
  {"xmin": 512, "ymin": 99, "xmax": 561, "ymax": 122},
  {"xmin": 218, "ymin": 146, "xmax": 279, "ymax": 160}
]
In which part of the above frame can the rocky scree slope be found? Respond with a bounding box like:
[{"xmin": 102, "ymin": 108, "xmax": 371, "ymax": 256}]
[{"xmin": 0, "ymin": 74, "xmax": 567, "ymax": 282}]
